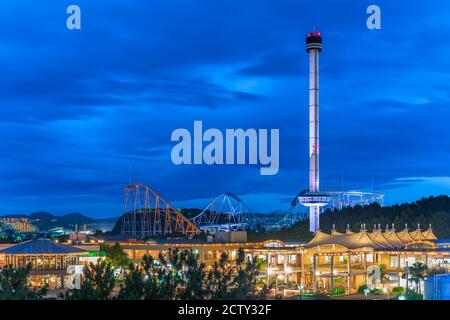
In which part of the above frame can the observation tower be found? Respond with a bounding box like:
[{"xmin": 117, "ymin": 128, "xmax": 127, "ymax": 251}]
[{"xmin": 298, "ymin": 31, "xmax": 330, "ymax": 233}]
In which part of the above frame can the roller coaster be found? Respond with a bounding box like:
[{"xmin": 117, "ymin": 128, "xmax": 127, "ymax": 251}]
[
  {"xmin": 120, "ymin": 183, "xmax": 384, "ymax": 237},
  {"xmin": 120, "ymin": 183, "xmax": 200, "ymax": 239},
  {"xmin": 190, "ymin": 193, "xmax": 257, "ymax": 232}
]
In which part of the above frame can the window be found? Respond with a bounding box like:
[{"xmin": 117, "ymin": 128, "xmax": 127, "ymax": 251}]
[{"xmin": 390, "ymin": 256, "xmax": 398, "ymax": 268}]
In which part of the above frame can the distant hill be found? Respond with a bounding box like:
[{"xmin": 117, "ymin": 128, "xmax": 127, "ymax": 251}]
[
  {"xmin": 0, "ymin": 212, "xmax": 118, "ymax": 232},
  {"xmin": 248, "ymin": 195, "xmax": 450, "ymax": 242}
]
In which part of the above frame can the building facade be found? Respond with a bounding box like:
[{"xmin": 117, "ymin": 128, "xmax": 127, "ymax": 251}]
[
  {"xmin": 0, "ymin": 217, "xmax": 38, "ymax": 233},
  {"xmin": 111, "ymin": 224, "xmax": 450, "ymax": 296},
  {"xmin": 0, "ymin": 238, "xmax": 88, "ymax": 290}
]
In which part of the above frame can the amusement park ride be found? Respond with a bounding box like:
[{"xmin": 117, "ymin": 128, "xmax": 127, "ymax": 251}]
[
  {"xmin": 120, "ymin": 31, "xmax": 384, "ymax": 239},
  {"xmin": 120, "ymin": 183, "xmax": 384, "ymax": 239}
]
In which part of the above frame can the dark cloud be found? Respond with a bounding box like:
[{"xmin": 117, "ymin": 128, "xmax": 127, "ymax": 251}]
[{"xmin": 0, "ymin": 0, "xmax": 449, "ymax": 216}]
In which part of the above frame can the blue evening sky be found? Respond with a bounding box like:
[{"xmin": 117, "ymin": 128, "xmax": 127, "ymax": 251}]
[{"xmin": 1, "ymin": 1, "xmax": 449, "ymax": 217}]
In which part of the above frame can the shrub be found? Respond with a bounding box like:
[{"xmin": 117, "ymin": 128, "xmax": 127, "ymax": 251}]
[
  {"xmin": 329, "ymin": 288, "xmax": 345, "ymax": 296},
  {"xmin": 371, "ymin": 288, "xmax": 383, "ymax": 295},
  {"xmin": 392, "ymin": 287, "xmax": 404, "ymax": 295},
  {"xmin": 357, "ymin": 285, "xmax": 369, "ymax": 294},
  {"xmin": 404, "ymin": 290, "xmax": 423, "ymax": 300}
]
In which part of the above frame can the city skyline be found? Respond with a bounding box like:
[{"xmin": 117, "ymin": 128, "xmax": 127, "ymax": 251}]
[{"xmin": 1, "ymin": 0, "xmax": 450, "ymax": 217}]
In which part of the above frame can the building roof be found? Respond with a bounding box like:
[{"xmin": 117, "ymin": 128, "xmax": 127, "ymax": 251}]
[
  {"xmin": 0, "ymin": 238, "xmax": 87, "ymax": 255},
  {"xmin": 409, "ymin": 229, "xmax": 426, "ymax": 241},
  {"xmin": 368, "ymin": 230, "xmax": 398, "ymax": 249},
  {"xmin": 383, "ymin": 229, "xmax": 406, "ymax": 248},
  {"xmin": 305, "ymin": 225, "xmax": 439, "ymax": 251},
  {"xmin": 396, "ymin": 229, "xmax": 416, "ymax": 243},
  {"xmin": 304, "ymin": 230, "xmax": 385, "ymax": 250},
  {"xmin": 422, "ymin": 227, "xmax": 438, "ymax": 241}
]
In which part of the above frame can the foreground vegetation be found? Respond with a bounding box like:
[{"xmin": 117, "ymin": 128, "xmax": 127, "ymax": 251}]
[
  {"xmin": 0, "ymin": 248, "xmax": 268, "ymax": 300},
  {"xmin": 250, "ymin": 195, "xmax": 450, "ymax": 242}
]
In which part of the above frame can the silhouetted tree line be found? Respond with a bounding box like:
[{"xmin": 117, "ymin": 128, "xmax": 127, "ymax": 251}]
[{"xmin": 249, "ymin": 195, "xmax": 450, "ymax": 242}]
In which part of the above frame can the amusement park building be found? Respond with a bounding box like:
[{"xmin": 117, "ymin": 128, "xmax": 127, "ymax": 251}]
[
  {"xmin": 111, "ymin": 224, "xmax": 450, "ymax": 296},
  {"xmin": 0, "ymin": 239, "xmax": 103, "ymax": 291}
]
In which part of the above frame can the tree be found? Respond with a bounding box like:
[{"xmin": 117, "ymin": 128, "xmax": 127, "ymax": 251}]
[
  {"xmin": 118, "ymin": 249, "xmax": 206, "ymax": 300},
  {"xmin": 64, "ymin": 260, "xmax": 115, "ymax": 300},
  {"xmin": 118, "ymin": 248, "xmax": 267, "ymax": 300},
  {"xmin": 408, "ymin": 262, "xmax": 428, "ymax": 294},
  {"xmin": 178, "ymin": 250, "xmax": 207, "ymax": 300},
  {"xmin": 101, "ymin": 242, "xmax": 130, "ymax": 268},
  {"xmin": 0, "ymin": 264, "xmax": 47, "ymax": 300},
  {"xmin": 204, "ymin": 249, "xmax": 268, "ymax": 300},
  {"xmin": 205, "ymin": 252, "xmax": 234, "ymax": 299}
]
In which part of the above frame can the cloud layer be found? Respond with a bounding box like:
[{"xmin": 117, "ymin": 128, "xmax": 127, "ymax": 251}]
[{"xmin": 0, "ymin": 0, "xmax": 449, "ymax": 216}]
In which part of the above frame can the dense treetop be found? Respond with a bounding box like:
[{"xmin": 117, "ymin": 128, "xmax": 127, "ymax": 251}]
[{"xmin": 249, "ymin": 195, "xmax": 450, "ymax": 242}]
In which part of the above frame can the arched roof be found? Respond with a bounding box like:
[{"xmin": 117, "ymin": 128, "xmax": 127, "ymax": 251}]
[
  {"xmin": 368, "ymin": 231, "xmax": 399, "ymax": 249},
  {"xmin": 409, "ymin": 229, "xmax": 426, "ymax": 241},
  {"xmin": 305, "ymin": 230, "xmax": 384, "ymax": 250},
  {"xmin": 422, "ymin": 228, "xmax": 437, "ymax": 241},
  {"xmin": 383, "ymin": 230, "xmax": 406, "ymax": 248},
  {"xmin": 305, "ymin": 226, "xmax": 439, "ymax": 251},
  {"xmin": 396, "ymin": 229, "xmax": 415, "ymax": 243}
]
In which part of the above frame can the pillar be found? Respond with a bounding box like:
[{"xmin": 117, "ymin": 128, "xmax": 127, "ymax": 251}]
[
  {"xmin": 347, "ymin": 253, "xmax": 351, "ymax": 294},
  {"xmin": 363, "ymin": 253, "xmax": 367, "ymax": 285},
  {"xmin": 301, "ymin": 251, "xmax": 305, "ymax": 288},
  {"xmin": 284, "ymin": 254, "xmax": 288, "ymax": 283},
  {"xmin": 330, "ymin": 255, "xmax": 334, "ymax": 292},
  {"xmin": 312, "ymin": 254, "xmax": 317, "ymax": 293}
]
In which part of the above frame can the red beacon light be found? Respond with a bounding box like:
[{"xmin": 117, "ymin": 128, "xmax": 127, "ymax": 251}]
[{"xmin": 307, "ymin": 32, "xmax": 322, "ymax": 38}]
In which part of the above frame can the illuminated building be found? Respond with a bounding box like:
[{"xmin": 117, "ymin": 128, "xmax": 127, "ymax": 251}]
[
  {"xmin": 0, "ymin": 217, "xmax": 38, "ymax": 233},
  {"xmin": 109, "ymin": 224, "xmax": 450, "ymax": 297},
  {"xmin": 0, "ymin": 238, "xmax": 88, "ymax": 290}
]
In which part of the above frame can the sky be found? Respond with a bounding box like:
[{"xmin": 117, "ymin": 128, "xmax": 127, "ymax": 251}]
[{"xmin": 0, "ymin": 0, "xmax": 450, "ymax": 218}]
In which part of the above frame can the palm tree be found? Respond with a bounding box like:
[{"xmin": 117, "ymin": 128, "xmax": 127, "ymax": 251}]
[{"xmin": 407, "ymin": 262, "xmax": 428, "ymax": 294}]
